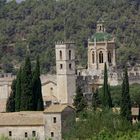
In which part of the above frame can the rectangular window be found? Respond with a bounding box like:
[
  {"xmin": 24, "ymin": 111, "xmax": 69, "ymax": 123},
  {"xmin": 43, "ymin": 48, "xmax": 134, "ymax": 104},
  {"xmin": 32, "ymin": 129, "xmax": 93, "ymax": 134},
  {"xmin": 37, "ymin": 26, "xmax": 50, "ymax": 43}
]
[
  {"xmin": 32, "ymin": 131, "xmax": 36, "ymax": 137},
  {"xmin": 53, "ymin": 117, "xmax": 56, "ymax": 123},
  {"xmin": 9, "ymin": 131, "xmax": 12, "ymax": 137},
  {"xmin": 69, "ymin": 50, "xmax": 71, "ymax": 60},
  {"xmin": 25, "ymin": 132, "xmax": 28, "ymax": 138},
  {"xmin": 69, "ymin": 63, "xmax": 72, "ymax": 69},
  {"xmin": 60, "ymin": 64, "xmax": 63, "ymax": 69},
  {"xmin": 51, "ymin": 132, "xmax": 54, "ymax": 137}
]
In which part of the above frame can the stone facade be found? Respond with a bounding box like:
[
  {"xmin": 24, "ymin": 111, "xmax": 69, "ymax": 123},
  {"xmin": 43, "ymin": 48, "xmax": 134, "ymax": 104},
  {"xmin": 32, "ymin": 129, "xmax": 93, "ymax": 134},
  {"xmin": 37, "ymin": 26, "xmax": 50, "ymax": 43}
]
[
  {"xmin": 55, "ymin": 41, "xmax": 76, "ymax": 104},
  {"xmin": 88, "ymin": 21, "xmax": 116, "ymax": 72},
  {"xmin": 0, "ymin": 126, "xmax": 45, "ymax": 140},
  {"xmin": 0, "ymin": 104, "xmax": 75, "ymax": 140}
]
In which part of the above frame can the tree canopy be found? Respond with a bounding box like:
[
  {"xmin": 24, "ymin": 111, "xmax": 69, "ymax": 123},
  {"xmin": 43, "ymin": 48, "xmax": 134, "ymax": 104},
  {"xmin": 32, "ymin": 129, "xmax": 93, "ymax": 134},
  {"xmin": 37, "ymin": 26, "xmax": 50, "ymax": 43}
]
[{"xmin": 0, "ymin": 0, "xmax": 139, "ymax": 73}]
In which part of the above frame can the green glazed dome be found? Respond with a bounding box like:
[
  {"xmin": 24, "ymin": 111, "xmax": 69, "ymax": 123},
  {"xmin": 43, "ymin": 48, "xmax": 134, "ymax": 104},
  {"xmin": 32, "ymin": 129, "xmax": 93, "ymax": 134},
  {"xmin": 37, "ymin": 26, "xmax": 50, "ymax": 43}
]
[{"xmin": 90, "ymin": 32, "xmax": 113, "ymax": 42}]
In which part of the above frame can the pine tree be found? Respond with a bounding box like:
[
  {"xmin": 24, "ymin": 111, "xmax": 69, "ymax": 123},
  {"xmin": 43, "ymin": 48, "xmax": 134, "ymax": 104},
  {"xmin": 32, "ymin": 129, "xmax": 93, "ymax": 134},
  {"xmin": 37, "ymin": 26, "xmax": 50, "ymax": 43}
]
[
  {"xmin": 32, "ymin": 56, "xmax": 44, "ymax": 111},
  {"xmin": 15, "ymin": 68, "xmax": 22, "ymax": 111},
  {"xmin": 20, "ymin": 56, "xmax": 34, "ymax": 111},
  {"xmin": 92, "ymin": 89, "xmax": 100, "ymax": 110},
  {"xmin": 120, "ymin": 67, "xmax": 131, "ymax": 121},
  {"xmin": 6, "ymin": 79, "xmax": 16, "ymax": 112},
  {"xmin": 102, "ymin": 63, "xmax": 112, "ymax": 108},
  {"xmin": 73, "ymin": 86, "xmax": 87, "ymax": 113}
]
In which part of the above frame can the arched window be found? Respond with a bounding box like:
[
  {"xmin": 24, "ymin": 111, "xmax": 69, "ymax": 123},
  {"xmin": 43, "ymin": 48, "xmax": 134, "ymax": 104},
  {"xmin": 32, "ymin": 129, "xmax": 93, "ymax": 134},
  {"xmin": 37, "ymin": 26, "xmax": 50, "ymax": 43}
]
[
  {"xmin": 60, "ymin": 50, "xmax": 62, "ymax": 60},
  {"xmin": 103, "ymin": 25, "xmax": 105, "ymax": 32},
  {"xmin": 60, "ymin": 64, "xmax": 63, "ymax": 69},
  {"xmin": 100, "ymin": 26, "xmax": 102, "ymax": 31},
  {"xmin": 108, "ymin": 51, "xmax": 111, "ymax": 63},
  {"xmin": 99, "ymin": 51, "xmax": 103, "ymax": 63},
  {"xmin": 69, "ymin": 63, "xmax": 72, "ymax": 69},
  {"xmin": 92, "ymin": 51, "xmax": 95, "ymax": 63},
  {"xmin": 69, "ymin": 50, "xmax": 71, "ymax": 60}
]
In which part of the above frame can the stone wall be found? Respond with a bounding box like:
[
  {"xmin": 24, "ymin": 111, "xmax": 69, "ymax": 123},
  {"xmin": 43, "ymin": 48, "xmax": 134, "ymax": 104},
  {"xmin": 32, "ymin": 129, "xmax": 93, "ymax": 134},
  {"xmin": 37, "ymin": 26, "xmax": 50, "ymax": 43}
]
[
  {"xmin": 0, "ymin": 126, "xmax": 45, "ymax": 140},
  {"xmin": 44, "ymin": 113, "xmax": 62, "ymax": 140}
]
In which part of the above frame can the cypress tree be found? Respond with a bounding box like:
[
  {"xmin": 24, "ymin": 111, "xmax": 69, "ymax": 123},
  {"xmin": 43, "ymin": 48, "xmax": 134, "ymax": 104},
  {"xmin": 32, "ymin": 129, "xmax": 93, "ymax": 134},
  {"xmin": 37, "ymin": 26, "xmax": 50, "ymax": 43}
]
[
  {"xmin": 102, "ymin": 63, "xmax": 112, "ymax": 108},
  {"xmin": 15, "ymin": 68, "xmax": 22, "ymax": 111},
  {"xmin": 120, "ymin": 67, "xmax": 131, "ymax": 121},
  {"xmin": 92, "ymin": 89, "xmax": 100, "ymax": 110},
  {"xmin": 6, "ymin": 79, "xmax": 16, "ymax": 112},
  {"xmin": 33, "ymin": 56, "xmax": 44, "ymax": 111},
  {"xmin": 73, "ymin": 86, "xmax": 87, "ymax": 113},
  {"xmin": 20, "ymin": 56, "xmax": 34, "ymax": 111}
]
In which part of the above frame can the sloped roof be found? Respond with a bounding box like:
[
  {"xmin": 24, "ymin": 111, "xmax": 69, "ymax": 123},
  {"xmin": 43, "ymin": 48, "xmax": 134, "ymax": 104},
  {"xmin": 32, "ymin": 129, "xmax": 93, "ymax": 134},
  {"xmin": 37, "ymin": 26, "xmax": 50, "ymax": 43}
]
[
  {"xmin": 41, "ymin": 74, "xmax": 56, "ymax": 85},
  {"xmin": 0, "ymin": 111, "xmax": 44, "ymax": 126},
  {"xmin": 43, "ymin": 95, "xmax": 58, "ymax": 102},
  {"xmin": 44, "ymin": 104, "xmax": 74, "ymax": 113}
]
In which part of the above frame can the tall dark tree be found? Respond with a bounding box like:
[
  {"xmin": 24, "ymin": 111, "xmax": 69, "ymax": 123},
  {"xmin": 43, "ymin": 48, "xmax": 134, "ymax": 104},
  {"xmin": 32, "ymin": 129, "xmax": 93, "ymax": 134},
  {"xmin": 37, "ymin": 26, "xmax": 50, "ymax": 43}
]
[
  {"xmin": 33, "ymin": 56, "xmax": 44, "ymax": 111},
  {"xmin": 20, "ymin": 56, "xmax": 34, "ymax": 111},
  {"xmin": 6, "ymin": 79, "xmax": 16, "ymax": 112},
  {"xmin": 92, "ymin": 89, "xmax": 100, "ymax": 110},
  {"xmin": 15, "ymin": 68, "xmax": 22, "ymax": 111},
  {"xmin": 73, "ymin": 86, "xmax": 87, "ymax": 113},
  {"xmin": 120, "ymin": 67, "xmax": 131, "ymax": 121},
  {"xmin": 102, "ymin": 63, "xmax": 112, "ymax": 108},
  {"xmin": 0, "ymin": 0, "xmax": 6, "ymax": 7}
]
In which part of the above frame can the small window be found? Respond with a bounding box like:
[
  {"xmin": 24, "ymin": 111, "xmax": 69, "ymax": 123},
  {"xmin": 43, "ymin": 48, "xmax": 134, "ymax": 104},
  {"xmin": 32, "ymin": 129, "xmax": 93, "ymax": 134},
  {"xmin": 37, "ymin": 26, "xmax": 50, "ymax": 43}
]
[
  {"xmin": 108, "ymin": 51, "xmax": 112, "ymax": 63},
  {"xmin": 25, "ymin": 132, "xmax": 28, "ymax": 138},
  {"xmin": 69, "ymin": 64, "xmax": 72, "ymax": 69},
  {"xmin": 69, "ymin": 50, "xmax": 71, "ymax": 60},
  {"xmin": 60, "ymin": 64, "xmax": 63, "ymax": 69},
  {"xmin": 51, "ymin": 132, "xmax": 54, "ymax": 137},
  {"xmin": 92, "ymin": 51, "xmax": 95, "ymax": 63},
  {"xmin": 50, "ymin": 87, "xmax": 53, "ymax": 91},
  {"xmin": 32, "ymin": 131, "xmax": 36, "ymax": 137},
  {"xmin": 53, "ymin": 117, "xmax": 56, "ymax": 123},
  {"xmin": 9, "ymin": 131, "xmax": 12, "ymax": 137},
  {"xmin": 99, "ymin": 51, "xmax": 103, "ymax": 63},
  {"xmin": 60, "ymin": 50, "xmax": 62, "ymax": 60},
  {"xmin": 100, "ymin": 26, "xmax": 102, "ymax": 31}
]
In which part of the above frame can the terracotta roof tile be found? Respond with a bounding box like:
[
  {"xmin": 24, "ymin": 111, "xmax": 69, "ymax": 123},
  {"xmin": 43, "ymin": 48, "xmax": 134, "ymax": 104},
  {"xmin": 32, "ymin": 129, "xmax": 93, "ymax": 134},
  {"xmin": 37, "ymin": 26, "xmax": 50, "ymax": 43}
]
[
  {"xmin": 44, "ymin": 104, "xmax": 74, "ymax": 113},
  {"xmin": 0, "ymin": 112, "xmax": 44, "ymax": 126}
]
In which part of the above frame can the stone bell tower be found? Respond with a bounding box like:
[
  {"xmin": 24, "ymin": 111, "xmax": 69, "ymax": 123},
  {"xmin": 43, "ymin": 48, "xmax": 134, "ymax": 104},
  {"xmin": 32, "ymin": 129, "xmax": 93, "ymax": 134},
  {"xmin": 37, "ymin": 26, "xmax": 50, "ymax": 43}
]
[{"xmin": 55, "ymin": 41, "xmax": 76, "ymax": 105}]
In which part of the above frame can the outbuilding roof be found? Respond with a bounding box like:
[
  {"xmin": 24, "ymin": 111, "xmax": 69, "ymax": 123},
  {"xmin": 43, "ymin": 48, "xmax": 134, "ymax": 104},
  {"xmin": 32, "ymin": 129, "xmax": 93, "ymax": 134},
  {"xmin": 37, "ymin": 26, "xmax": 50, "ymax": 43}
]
[
  {"xmin": 44, "ymin": 104, "xmax": 74, "ymax": 113},
  {"xmin": 0, "ymin": 111, "xmax": 44, "ymax": 126}
]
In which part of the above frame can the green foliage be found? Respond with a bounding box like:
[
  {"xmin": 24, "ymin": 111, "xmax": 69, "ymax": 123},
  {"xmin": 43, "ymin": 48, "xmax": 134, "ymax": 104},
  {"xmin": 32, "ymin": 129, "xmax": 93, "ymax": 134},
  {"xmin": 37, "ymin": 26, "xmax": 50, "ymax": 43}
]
[
  {"xmin": 120, "ymin": 67, "xmax": 131, "ymax": 121},
  {"xmin": 99, "ymin": 84, "xmax": 140, "ymax": 107},
  {"xmin": 92, "ymin": 89, "xmax": 100, "ymax": 110},
  {"xmin": 32, "ymin": 56, "xmax": 44, "ymax": 111},
  {"xmin": 6, "ymin": 79, "xmax": 16, "ymax": 112},
  {"xmin": 20, "ymin": 56, "xmax": 34, "ymax": 111},
  {"xmin": 73, "ymin": 86, "xmax": 87, "ymax": 114},
  {"xmin": 15, "ymin": 68, "xmax": 21, "ymax": 111},
  {"xmin": 0, "ymin": 135, "xmax": 9, "ymax": 140},
  {"xmin": 102, "ymin": 63, "xmax": 112, "ymax": 108},
  {"xmin": 65, "ymin": 109, "xmax": 134, "ymax": 139},
  {"xmin": 7, "ymin": 55, "xmax": 44, "ymax": 112},
  {"xmin": 0, "ymin": 0, "xmax": 139, "ymax": 73}
]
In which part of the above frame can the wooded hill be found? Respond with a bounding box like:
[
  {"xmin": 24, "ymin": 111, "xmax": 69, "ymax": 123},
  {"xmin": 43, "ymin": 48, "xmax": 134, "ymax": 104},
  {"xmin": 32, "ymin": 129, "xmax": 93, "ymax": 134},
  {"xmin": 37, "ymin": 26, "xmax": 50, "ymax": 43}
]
[{"xmin": 0, "ymin": 0, "xmax": 139, "ymax": 73}]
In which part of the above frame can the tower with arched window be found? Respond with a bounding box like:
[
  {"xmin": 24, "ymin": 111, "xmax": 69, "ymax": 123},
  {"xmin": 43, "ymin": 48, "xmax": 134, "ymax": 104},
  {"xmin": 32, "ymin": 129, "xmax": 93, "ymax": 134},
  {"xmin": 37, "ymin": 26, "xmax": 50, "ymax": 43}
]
[
  {"xmin": 88, "ymin": 19, "xmax": 116, "ymax": 72},
  {"xmin": 55, "ymin": 41, "xmax": 76, "ymax": 104}
]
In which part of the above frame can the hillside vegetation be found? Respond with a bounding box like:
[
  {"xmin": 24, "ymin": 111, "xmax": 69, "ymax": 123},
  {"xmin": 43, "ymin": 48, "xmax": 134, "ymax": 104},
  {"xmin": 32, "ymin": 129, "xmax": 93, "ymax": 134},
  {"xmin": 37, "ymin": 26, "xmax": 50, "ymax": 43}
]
[{"xmin": 0, "ymin": 0, "xmax": 139, "ymax": 73}]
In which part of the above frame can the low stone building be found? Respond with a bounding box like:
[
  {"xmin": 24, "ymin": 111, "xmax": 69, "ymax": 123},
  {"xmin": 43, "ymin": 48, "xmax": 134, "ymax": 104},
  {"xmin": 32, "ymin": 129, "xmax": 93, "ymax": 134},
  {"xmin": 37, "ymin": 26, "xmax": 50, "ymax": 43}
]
[{"xmin": 0, "ymin": 104, "xmax": 75, "ymax": 140}]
